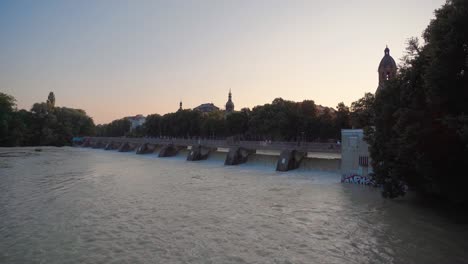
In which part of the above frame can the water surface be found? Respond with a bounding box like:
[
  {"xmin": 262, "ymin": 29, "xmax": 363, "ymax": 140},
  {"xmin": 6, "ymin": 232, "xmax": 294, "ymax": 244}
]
[{"xmin": 1, "ymin": 147, "xmax": 467, "ymax": 264}]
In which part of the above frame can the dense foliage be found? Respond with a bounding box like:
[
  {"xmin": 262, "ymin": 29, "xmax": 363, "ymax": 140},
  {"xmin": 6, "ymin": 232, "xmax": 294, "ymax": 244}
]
[
  {"xmin": 0, "ymin": 92, "xmax": 95, "ymax": 146},
  {"xmin": 98, "ymin": 98, "xmax": 357, "ymax": 142},
  {"xmin": 368, "ymin": 0, "xmax": 468, "ymax": 204},
  {"xmin": 95, "ymin": 118, "xmax": 131, "ymax": 137}
]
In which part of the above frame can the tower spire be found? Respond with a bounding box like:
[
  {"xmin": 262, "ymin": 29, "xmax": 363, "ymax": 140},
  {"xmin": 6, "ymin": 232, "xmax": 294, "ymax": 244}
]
[
  {"xmin": 378, "ymin": 44, "xmax": 397, "ymax": 92},
  {"xmin": 225, "ymin": 89, "xmax": 234, "ymax": 114}
]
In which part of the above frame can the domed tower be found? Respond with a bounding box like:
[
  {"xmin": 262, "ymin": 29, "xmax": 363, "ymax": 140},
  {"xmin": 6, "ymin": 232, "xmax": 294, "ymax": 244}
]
[
  {"xmin": 225, "ymin": 89, "xmax": 234, "ymax": 113},
  {"xmin": 377, "ymin": 46, "xmax": 397, "ymax": 91}
]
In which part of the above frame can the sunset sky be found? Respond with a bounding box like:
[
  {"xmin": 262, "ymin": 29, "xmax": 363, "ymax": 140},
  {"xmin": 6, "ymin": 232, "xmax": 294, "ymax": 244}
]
[{"xmin": 0, "ymin": 0, "xmax": 445, "ymax": 124}]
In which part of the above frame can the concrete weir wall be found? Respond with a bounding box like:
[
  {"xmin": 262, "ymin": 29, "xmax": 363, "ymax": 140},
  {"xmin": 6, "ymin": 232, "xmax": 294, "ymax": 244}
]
[
  {"xmin": 92, "ymin": 141, "xmax": 105, "ymax": 149},
  {"xmin": 158, "ymin": 144, "xmax": 181, "ymax": 157},
  {"xmin": 105, "ymin": 142, "xmax": 120, "ymax": 150},
  {"xmin": 136, "ymin": 143, "xmax": 158, "ymax": 154},
  {"xmin": 80, "ymin": 137, "xmax": 342, "ymax": 172},
  {"xmin": 276, "ymin": 150, "xmax": 306, "ymax": 172},
  {"xmin": 225, "ymin": 147, "xmax": 254, "ymax": 165},
  {"xmin": 187, "ymin": 145, "xmax": 212, "ymax": 161},
  {"xmin": 118, "ymin": 142, "xmax": 137, "ymax": 152}
]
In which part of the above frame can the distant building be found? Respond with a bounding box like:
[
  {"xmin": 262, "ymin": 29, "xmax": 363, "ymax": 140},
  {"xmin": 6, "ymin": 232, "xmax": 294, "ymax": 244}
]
[
  {"xmin": 377, "ymin": 46, "xmax": 397, "ymax": 91},
  {"xmin": 179, "ymin": 101, "xmax": 183, "ymax": 111},
  {"xmin": 225, "ymin": 89, "xmax": 234, "ymax": 114},
  {"xmin": 126, "ymin": 114, "xmax": 146, "ymax": 131},
  {"xmin": 194, "ymin": 103, "xmax": 220, "ymax": 113}
]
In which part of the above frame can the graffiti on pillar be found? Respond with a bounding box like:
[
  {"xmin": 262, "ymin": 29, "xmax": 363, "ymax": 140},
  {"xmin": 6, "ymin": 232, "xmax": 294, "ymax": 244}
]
[{"xmin": 341, "ymin": 174, "xmax": 375, "ymax": 186}]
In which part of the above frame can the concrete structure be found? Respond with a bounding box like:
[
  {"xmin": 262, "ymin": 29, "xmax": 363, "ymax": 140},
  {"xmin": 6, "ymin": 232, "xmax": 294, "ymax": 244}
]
[
  {"xmin": 118, "ymin": 142, "xmax": 138, "ymax": 152},
  {"xmin": 80, "ymin": 137, "xmax": 340, "ymax": 172},
  {"xmin": 377, "ymin": 46, "xmax": 397, "ymax": 91},
  {"xmin": 187, "ymin": 145, "xmax": 212, "ymax": 161},
  {"xmin": 105, "ymin": 141, "xmax": 121, "ymax": 150},
  {"xmin": 340, "ymin": 129, "xmax": 373, "ymax": 185},
  {"xmin": 224, "ymin": 147, "xmax": 254, "ymax": 165},
  {"xmin": 276, "ymin": 150, "xmax": 306, "ymax": 172},
  {"xmin": 136, "ymin": 143, "xmax": 159, "ymax": 154},
  {"xmin": 158, "ymin": 144, "xmax": 182, "ymax": 157}
]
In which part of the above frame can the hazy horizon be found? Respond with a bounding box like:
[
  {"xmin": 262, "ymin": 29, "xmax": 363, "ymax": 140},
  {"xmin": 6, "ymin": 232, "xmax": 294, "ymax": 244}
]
[{"xmin": 0, "ymin": 0, "xmax": 445, "ymax": 124}]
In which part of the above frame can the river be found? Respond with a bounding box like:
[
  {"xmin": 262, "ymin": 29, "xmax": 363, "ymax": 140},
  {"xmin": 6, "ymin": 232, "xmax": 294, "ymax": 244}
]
[{"xmin": 1, "ymin": 147, "xmax": 467, "ymax": 264}]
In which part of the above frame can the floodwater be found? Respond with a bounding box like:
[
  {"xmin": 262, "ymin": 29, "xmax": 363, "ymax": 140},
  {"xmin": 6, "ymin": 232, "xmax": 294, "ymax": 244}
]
[{"xmin": 1, "ymin": 147, "xmax": 467, "ymax": 264}]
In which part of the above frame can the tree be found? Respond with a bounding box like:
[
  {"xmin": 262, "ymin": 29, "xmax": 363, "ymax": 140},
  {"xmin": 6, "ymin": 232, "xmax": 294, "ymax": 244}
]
[
  {"xmin": 335, "ymin": 102, "xmax": 351, "ymax": 138},
  {"xmin": 0, "ymin": 92, "xmax": 95, "ymax": 146},
  {"xmin": 0, "ymin": 93, "xmax": 17, "ymax": 146},
  {"xmin": 96, "ymin": 118, "xmax": 130, "ymax": 137},
  {"xmin": 0, "ymin": 92, "xmax": 16, "ymax": 113},
  {"xmin": 368, "ymin": 0, "xmax": 468, "ymax": 204},
  {"xmin": 350, "ymin": 93, "xmax": 375, "ymax": 129},
  {"xmin": 144, "ymin": 114, "xmax": 162, "ymax": 137},
  {"xmin": 226, "ymin": 111, "xmax": 249, "ymax": 136}
]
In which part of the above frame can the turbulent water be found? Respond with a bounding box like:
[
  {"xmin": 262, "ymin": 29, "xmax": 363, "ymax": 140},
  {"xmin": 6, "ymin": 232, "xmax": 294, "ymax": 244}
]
[{"xmin": 1, "ymin": 147, "xmax": 468, "ymax": 264}]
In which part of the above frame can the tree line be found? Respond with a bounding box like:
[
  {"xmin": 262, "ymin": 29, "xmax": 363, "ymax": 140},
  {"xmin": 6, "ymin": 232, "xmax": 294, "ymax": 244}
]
[
  {"xmin": 0, "ymin": 92, "xmax": 95, "ymax": 146},
  {"xmin": 1, "ymin": 90, "xmax": 373, "ymax": 146},
  {"xmin": 96, "ymin": 97, "xmax": 374, "ymax": 142}
]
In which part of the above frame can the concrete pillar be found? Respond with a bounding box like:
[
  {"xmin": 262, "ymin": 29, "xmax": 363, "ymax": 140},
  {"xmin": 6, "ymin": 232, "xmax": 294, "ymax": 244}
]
[
  {"xmin": 118, "ymin": 142, "xmax": 134, "ymax": 152},
  {"xmin": 136, "ymin": 143, "xmax": 157, "ymax": 154},
  {"xmin": 82, "ymin": 140, "xmax": 91, "ymax": 148},
  {"xmin": 158, "ymin": 144, "xmax": 180, "ymax": 157},
  {"xmin": 276, "ymin": 150, "xmax": 306, "ymax": 172},
  {"xmin": 187, "ymin": 145, "xmax": 211, "ymax": 161},
  {"xmin": 225, "ymin": 147, "xmax": 253, "ymax": 165},
  {"xmin": 92, "ymin": 141, "xmax": 104, "ymax": 149},
  {"xmin": 105, "ymin": 142, "xmax": 114, "ymax": 150}
]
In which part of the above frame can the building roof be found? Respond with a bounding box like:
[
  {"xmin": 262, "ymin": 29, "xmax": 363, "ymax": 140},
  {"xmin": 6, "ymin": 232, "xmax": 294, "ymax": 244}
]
[
  {"xmin": 194, "ymin": 103, "xmax": 220, "ymax": 113},
  {"xmin": 378, "ymin": 46, "xmax": 397, "ymax": 71}
]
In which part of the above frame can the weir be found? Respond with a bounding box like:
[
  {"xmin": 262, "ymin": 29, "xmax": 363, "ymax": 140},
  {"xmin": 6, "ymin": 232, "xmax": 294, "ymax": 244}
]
[
  {"xmin": 225, "ymin": 147, "xmax": 254, "ymax": 165},
  {"xmin": 276, "ymin": 150, "xmax": 306, "ymax": 172},
  {"xmin": 158, "ymin": 144, "xmax": 183, "ymax": 157},
  {"xmin": 118, "ymin": 142, "xmax": 138, "ymax": 152},
  {"xmin": 105, "ymin": 142, "xmax": 119, "ymax": 150},
  {"xmin": 80, "ymin": 137, "xmax": 341, "ymax": 172},
  {"xmin": 136, "ymin": 143, "xmax": 159, "ymax": 154},
  {"xmin": 187, "ymin": 145, "xmax": 213, "ymax": 161}
]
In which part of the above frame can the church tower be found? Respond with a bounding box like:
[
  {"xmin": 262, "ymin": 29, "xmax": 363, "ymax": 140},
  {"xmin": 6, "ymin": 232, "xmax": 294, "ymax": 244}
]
[
  {"xmin": 225, "ymin": 89, "xmax": 234, "ymax": 113},
  {"xmin": 377, "ymin": 46, "xmax": 397, "ymax": 91},
  {"xmin": 179, "ymin": 101, "xmax": 182, "ymax": 111}
]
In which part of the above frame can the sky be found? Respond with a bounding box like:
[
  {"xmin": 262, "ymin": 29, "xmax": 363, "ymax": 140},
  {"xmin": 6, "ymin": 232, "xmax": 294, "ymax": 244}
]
[{"xmin": 0, "ymin": 0, "xmax": 445, "ymax": 124}]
